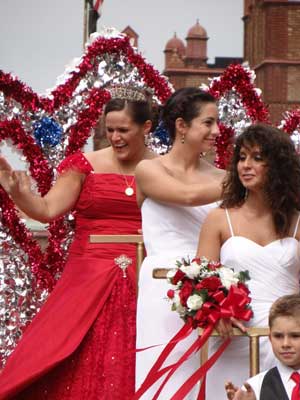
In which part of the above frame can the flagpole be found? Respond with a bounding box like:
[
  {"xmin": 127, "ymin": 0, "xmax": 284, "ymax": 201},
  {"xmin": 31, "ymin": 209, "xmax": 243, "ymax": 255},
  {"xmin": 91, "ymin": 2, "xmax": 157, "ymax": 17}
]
[{"xmin": 83, "ymin": 0, "xmax": 89, "ymax": 48}]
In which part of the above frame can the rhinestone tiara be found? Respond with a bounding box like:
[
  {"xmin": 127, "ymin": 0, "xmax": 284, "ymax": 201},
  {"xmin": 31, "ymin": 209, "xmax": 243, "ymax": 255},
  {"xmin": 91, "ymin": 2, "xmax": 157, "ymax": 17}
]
[{"xmin": 107, "ymin": 84, "xmax": 148, "ymax": 102}]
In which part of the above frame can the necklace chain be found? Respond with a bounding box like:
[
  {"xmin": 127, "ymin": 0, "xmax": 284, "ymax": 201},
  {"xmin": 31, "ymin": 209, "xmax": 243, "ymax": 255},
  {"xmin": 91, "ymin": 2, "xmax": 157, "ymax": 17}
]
[{"xmin": 117, "ymin": 164, "xmax": 135, "ymax": 196}]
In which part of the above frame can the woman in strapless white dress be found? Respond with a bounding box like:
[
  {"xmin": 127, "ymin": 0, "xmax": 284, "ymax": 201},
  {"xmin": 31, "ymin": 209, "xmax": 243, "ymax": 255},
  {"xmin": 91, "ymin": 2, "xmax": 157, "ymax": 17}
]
[
  {"xmin": 135, "ymin": 88, "xmax": 225, "ymax": 399},
  {"xmin": 197, "ymin": 123, "xmax": 300, "ymax": 400}
]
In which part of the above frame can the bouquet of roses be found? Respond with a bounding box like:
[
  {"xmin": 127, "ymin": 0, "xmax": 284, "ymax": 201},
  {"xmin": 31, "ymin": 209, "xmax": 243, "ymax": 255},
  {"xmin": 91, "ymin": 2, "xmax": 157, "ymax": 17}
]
[
  {"xmin": 166, "ymin": 256, "xmax": 252, "ymax": 329},
  {"xmin": 135, "ymin": 257, "xmax": 252, "ymax": 400}
]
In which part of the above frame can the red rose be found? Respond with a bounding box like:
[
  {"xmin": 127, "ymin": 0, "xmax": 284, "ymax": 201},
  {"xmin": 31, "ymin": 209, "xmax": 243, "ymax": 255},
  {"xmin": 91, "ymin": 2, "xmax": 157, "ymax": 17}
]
[
  {"xmin": 172, "ymin": 269, "xmax": 185, "ymax": 284},
  {"xmin": 208, "ymin": 261, "xmax": 221, "ymax": 271},
  {"xmin": 167, "ymin": 289, "xmax": 175, "ymax": 299},
  {"xmin": 179, "ymin": 280, "xmax": 193, "ymax": 306},
  {"xmin": 196, "ymin": 276, "xmax": 222, "ymax": 291},
  {"xmin": 191, "ymin": 257, "xmax": 201, "ymax": 264}
]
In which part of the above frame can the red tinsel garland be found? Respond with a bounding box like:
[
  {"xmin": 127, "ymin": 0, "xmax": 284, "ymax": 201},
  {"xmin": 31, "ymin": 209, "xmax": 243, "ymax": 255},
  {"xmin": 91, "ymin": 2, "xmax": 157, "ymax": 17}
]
[
  {"xmin": 65, "ymin": 89, "xmax": 111, "ymax": 156},
  {"xmin": 208, "ymin": 64, "xmax": 270, "ymax": 169},
  {"xmin": 3, "ymin": 43, "xmax": 293, "ymax": 287},
  {"xmin": 0, "ymin": 35, "xmax": 172, "ymax": 289},
  {"xmin": 214, "ymin": 124, "xmax": 235, "ymax": 170},
  {"xmin": 209, "ymin": 64, "xmax": 269, "ymax": 122},
  {"xmin": 280, "ymin": 109, "xmax": 300, "ymax": 135},
  {"xmin": 0, "ymin": 36, "xmax": 171, "ymax": 115},
  {"xmin": 0, "ymin": 120, "xmax": 53, "ymax": 195}
]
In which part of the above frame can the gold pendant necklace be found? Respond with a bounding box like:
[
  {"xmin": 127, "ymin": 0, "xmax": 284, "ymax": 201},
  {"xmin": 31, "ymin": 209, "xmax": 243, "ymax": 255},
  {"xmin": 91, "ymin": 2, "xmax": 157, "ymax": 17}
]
[
  {"xmin": 117, "ymin": 165, "xmax": 135, "ymax": 196},
  {"xmin": 125, "ymin": 186, "xmax": 134, "ymax": 196}
]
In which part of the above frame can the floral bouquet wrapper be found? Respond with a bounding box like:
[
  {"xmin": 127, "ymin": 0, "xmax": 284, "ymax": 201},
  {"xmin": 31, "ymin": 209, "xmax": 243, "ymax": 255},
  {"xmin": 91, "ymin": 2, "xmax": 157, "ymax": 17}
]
[{"xmin": 135, "ymin": 256, "xmax": 253, "ymax": 400}]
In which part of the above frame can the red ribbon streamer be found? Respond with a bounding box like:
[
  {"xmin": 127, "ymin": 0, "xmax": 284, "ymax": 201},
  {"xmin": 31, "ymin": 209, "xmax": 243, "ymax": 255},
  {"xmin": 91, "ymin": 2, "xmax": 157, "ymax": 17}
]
[
  {"xmin": 151, "ymin": 325, "xmax": 214, "ymax": 400},
  {"xmin": 134, "ymin": 323, "xmax": 193, "ymax": 399},
  {"xmin": 171, "ymin": 338, "xmax": 231, "ymax": 400},
  {"xmin": 134, "ymin": 285, "xmax": 252, "ymax": 399}
]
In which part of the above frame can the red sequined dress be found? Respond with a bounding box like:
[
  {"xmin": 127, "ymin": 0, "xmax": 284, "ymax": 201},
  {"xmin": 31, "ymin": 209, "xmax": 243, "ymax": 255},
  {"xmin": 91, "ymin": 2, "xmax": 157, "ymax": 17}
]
[{"xmin": 0, "ymin": 151, "xmax": 141, "ymax": 400}]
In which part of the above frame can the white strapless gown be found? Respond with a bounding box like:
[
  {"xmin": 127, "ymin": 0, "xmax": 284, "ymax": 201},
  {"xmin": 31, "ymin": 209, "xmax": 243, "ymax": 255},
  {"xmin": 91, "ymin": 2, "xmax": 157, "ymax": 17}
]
[
  {"xmin": 136, "ymin": 198, "xmax": 216, "ymax": 399},
  {"xmin": 205, "ymin": 236, "xmax": 300, "ymax": 400}
]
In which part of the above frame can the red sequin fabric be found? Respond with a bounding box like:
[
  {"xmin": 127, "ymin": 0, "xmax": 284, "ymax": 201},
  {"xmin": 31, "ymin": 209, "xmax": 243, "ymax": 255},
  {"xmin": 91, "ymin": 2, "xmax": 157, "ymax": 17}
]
[{"xmin": 57, "ymin": 151, "xmax": 94, "ymax": 175}]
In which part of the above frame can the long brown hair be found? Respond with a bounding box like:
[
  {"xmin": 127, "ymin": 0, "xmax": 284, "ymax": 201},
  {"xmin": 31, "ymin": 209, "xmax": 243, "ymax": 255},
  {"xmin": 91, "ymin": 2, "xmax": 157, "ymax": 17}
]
[{"xmin": 221, "ymin": 123, "xmax": 300, "ymax": 236}]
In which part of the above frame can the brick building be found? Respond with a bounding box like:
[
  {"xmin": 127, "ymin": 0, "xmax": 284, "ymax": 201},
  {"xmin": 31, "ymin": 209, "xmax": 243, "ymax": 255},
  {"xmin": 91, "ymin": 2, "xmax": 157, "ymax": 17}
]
[
  {"xmin": 163, "ymin": 20, "xmax": 242, "ymax": 89},
  {"xmin": 164, "ymin": 1, "xmax": 300, "ymax": 124},
  {"xmin": 244, "ymin": 0, "xmax": 300, "ymax": 123},
  {"xmin": 94, "ymin": 1, "xmax": 300, "ymax": 148}
]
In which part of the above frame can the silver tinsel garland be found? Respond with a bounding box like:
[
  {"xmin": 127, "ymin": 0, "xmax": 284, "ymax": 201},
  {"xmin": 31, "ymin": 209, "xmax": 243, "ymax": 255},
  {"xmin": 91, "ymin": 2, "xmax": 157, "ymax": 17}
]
[{"xmin": 0, "ymin": 27, "xmax": 172, "ymax": 365}]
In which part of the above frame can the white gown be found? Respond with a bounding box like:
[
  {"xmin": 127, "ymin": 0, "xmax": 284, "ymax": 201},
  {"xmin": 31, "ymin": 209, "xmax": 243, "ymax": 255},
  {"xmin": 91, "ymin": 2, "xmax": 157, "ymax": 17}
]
[
  {"xmin": 136, "ymin": 198, "xmax": 216, "ymax": 399},
  {"xmin": 205, "ymin": 209, "xmax": 300, "ymax": 400}
]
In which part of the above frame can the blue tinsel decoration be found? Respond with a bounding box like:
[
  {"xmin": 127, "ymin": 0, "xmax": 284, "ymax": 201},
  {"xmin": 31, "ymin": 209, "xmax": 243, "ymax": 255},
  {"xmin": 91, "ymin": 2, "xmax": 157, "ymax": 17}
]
[
  {"xmin": 33, "ymin": 117, "xmax": 62, "ymax": 148},
  {"xmin": 153, "ymin": 120, "xmax": 171, "ymax": 146}
]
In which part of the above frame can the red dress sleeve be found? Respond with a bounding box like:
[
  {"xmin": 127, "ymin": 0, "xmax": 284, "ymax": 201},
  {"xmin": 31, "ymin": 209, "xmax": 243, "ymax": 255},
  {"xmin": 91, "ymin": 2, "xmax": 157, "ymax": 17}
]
[{"xmin": 57, "ymin": 151, "xmax": 94, "ymax": 175}]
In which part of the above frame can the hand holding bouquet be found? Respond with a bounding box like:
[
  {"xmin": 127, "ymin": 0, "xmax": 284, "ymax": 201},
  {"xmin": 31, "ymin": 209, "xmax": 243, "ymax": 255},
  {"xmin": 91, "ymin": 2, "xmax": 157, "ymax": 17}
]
[
  {"xmin": 135, "ymin": 256, "xmax": 252, "ymax": 400},
  {"xmin": 166, "ymin": 256, "xmax": 252, "ymax": 330}
]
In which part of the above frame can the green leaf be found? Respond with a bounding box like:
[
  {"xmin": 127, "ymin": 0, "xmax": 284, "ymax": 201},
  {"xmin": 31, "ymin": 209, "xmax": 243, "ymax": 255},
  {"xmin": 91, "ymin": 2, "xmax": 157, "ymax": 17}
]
[{"xmin": 238, "ymin": 270, "xmax": 251, "ymax": 282}]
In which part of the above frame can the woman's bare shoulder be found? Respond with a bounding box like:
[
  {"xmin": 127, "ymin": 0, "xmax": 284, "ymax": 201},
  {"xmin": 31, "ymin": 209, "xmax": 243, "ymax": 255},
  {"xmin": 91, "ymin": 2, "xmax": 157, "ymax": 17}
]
[
  {"xmin": 84, "ymin": 148, "xmax": 110, "ymax": 161},
  {"xmin": 206, "ymin": 207, "xmax": 226, "ymax": 220},
  {"xmin": 136, "ymin": 156, "xmax": 166, "ymax": 172},
  {"xmin": 83, "ymin": 148, "xmax": 113, "ymax": 172},
  {"xmin": 199, "ymin": 208, "xmax": 227, "ymax": 238},
  {"xmin": 200, "ymin": 159, "xmax": 226, "ymax": 178}
]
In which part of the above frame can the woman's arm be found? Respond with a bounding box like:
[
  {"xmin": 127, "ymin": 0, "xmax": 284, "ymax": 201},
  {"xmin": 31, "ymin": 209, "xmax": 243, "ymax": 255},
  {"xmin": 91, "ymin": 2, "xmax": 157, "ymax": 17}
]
[
  {"xmin": 0, "ymin": 157, "xmax": 84, "ymax": 223},
  {"xmin": 196, "ymin": 208, "xmax": 223, "ymax": 260},
  {"xmin": 197, "ymin": 209, "xmax": 247, "ymax": 336},
  {"xmin": 135, "ymin": 159, "xmax": 224, "ymax": 207}
]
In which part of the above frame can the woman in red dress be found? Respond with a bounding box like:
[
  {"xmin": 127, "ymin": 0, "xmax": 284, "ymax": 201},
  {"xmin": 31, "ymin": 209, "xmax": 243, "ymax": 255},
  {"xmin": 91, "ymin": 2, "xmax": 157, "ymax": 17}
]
[{"xmin": 0, "ymin": 88, "xmax": 154, "ymax": 399}]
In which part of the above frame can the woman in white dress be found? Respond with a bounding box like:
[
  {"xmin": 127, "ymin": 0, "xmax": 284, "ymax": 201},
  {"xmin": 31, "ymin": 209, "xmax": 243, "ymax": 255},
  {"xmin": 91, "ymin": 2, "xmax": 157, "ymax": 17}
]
[
  {"xmin": 197, "ymin": 123, "xmax": 300, "ymax": 399},
  {"xmin": 135, "ymin": 87, "xmax": 227, "ymax": 399}
]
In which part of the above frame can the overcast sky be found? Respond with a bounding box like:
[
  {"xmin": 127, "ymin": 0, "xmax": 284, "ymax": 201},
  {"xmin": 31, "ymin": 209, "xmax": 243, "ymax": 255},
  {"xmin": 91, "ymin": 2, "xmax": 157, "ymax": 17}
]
[
  {"xmin": 0, "ymin": 0, "xmax": 244, "ymax": 93},
  {"xmin": 0, "ymin": 0, "xmax": 243, "ymax": 167}
]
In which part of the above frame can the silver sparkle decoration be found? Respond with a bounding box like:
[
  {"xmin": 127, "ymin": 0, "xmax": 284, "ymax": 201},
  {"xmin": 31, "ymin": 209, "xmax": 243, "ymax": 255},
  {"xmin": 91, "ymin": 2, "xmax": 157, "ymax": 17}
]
[
  {"xmin": 279, "ymin": 111, "xmax": 300, "ymax": 153},
  {"xmin": 201, "ymin": 63, "xmax": 262, "ymax": 138},
  {"xmin": 0, "ymin": 217, "xmax": 48, "ymax": 366},
  {"xmin": 0, "ymin": 93, "xmax": 23, "ymax": 123},
  {"xmin": 290, "ymin": 131, "xmax": 300, "ymax": 153},
  {"xmin": 217, "ymin": 89, "xmax": 252, "ymax": 136},
  {"xmin": 146, "ymin": 132, "xmax": 170, "ymax": 155},
  {"xmin": 0, "ymin": 26, "xmax": 172, "ymax": 365}
]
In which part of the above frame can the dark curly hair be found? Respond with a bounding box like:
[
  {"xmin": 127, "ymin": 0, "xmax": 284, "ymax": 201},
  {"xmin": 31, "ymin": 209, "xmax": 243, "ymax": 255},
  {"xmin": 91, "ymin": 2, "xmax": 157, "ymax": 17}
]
[
  {"xmin": 221, "ymin": 123, "xmax": 300, "ymax": 236},
  {"xmin": 160, "ymin": 87, "xmax": 216, "ymax": 143}
]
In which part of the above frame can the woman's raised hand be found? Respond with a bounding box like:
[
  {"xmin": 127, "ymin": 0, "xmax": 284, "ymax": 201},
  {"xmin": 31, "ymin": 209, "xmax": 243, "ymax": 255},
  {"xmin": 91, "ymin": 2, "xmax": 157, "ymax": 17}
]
[
  {"xmin": 0, "ymin": 156, "xmax": 31, "ymax": 196},
  {"xmin": 0, "ymin": 155, "xmax": 85, "ymax": 223}
]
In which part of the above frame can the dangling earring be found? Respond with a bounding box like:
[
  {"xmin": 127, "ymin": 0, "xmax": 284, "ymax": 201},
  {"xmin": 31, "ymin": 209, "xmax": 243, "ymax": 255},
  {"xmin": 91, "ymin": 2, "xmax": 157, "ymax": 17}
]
[
  {"xmin": 181, "ymin": 134, "xmax": 185, "ymax": 144},
  {"xmin": 144, "ymin": 134, "xmax": 150, "ymax": 147}
]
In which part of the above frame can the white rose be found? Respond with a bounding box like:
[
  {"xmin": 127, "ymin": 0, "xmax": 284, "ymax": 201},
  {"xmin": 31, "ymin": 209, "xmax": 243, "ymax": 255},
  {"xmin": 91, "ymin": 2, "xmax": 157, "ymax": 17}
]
[
  {"xmin": 180, "ymin": 262, "xmax": 201, "ymax": 279},
  {"xmin": 219, "ymin": 267, "xmax": 239, "ymax": 289},
  {"xmin": 166, "ymin": 268, "xmax": 177, "ymax": 283},
  {"xmin": 173, "ymin": 292, "xmax": 181, "ymax": 307},
  {"xmin": 187, "ymin": 294, "xmax": 203, "ymax": 310},
  {"xmin": 173, "ymin": 293, "xmax": 186, "ymax": 316}
]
